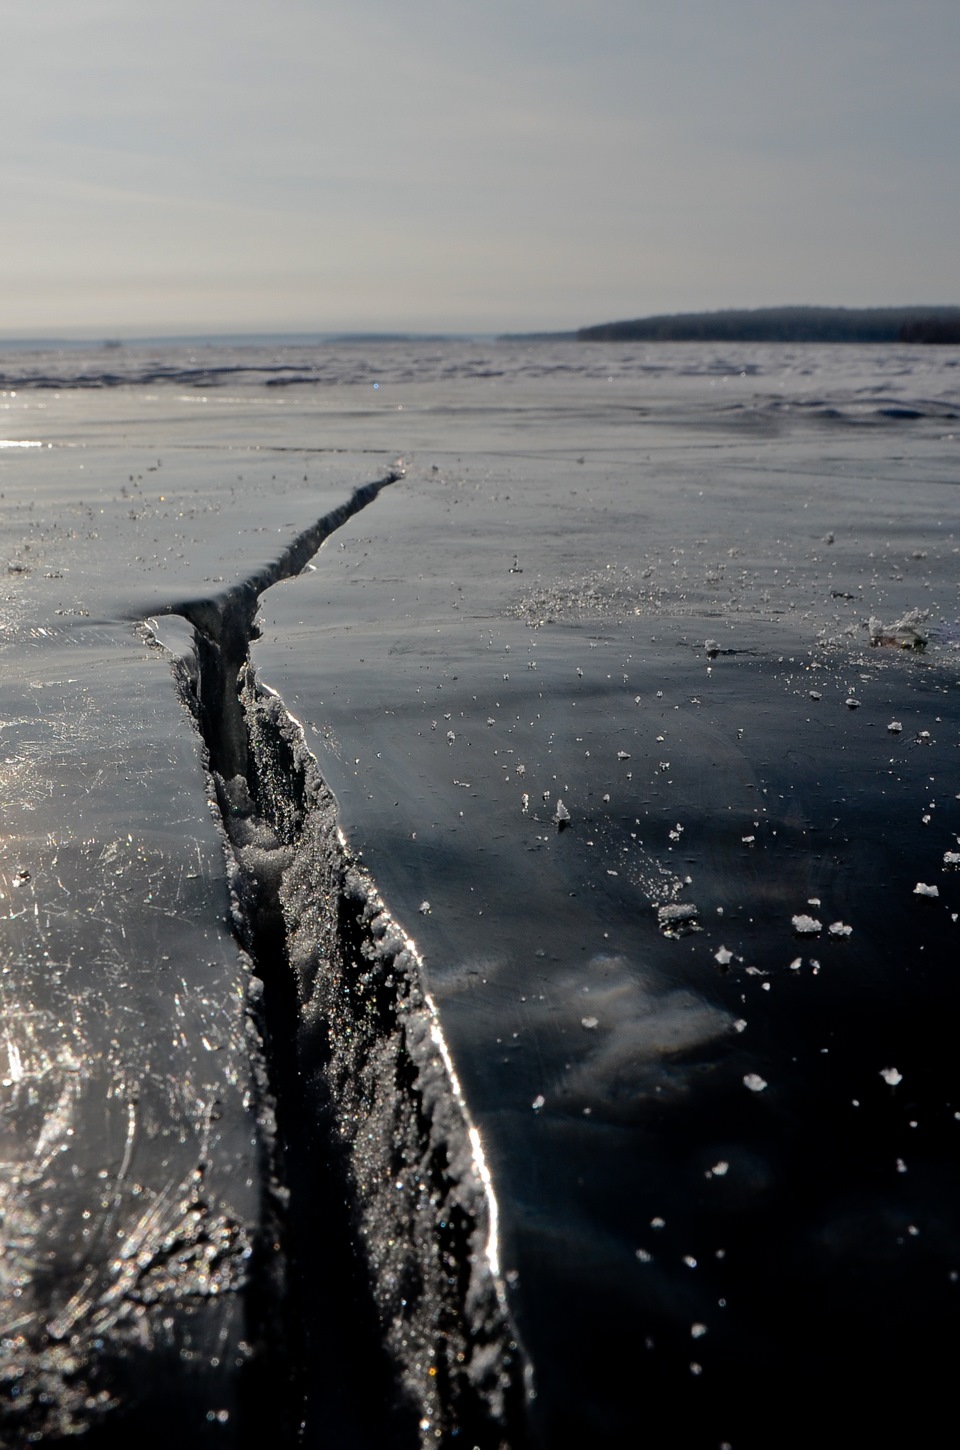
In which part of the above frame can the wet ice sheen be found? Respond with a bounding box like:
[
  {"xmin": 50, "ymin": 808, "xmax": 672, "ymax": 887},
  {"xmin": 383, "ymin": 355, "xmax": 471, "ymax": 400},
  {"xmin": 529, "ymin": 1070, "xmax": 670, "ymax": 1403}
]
[{"xmin": 2, "ymin": 337, "xmax": 959, "ymax": 1448}]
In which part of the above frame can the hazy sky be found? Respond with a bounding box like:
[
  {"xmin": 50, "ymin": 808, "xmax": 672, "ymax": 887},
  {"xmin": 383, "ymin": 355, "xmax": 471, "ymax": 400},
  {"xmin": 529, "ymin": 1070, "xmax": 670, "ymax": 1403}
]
[{"xmin": 4, "ymin": 0, "xmax": 958, "ymax": 336}]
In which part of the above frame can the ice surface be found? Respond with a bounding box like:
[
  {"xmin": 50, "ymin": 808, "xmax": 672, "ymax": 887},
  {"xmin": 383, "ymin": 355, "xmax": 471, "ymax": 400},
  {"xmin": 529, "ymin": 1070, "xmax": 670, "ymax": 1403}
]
[{"xmin": 2, "ymin": 337, "xmax": 959, "ymax": 1447}]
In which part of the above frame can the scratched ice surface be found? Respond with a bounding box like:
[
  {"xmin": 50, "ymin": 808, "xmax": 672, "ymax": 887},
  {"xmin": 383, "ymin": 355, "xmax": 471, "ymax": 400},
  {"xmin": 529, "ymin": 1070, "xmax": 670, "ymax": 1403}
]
[{"xmin": 2, "ymin": 340, "xmax": 960, "ymax": 1447}]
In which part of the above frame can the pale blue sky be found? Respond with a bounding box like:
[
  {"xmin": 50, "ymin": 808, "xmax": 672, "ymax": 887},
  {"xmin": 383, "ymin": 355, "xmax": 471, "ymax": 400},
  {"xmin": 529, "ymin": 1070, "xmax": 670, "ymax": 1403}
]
[{"xmin": 3, "ymin": 0, "xmax": 957, "ymax": 336}]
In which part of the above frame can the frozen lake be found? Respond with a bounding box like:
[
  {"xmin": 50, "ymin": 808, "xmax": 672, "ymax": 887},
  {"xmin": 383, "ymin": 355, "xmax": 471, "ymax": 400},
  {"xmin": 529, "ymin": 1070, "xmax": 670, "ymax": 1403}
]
[{"xmin": 2, "ymin": 339, "xmax": 959, "ymax": 1447}]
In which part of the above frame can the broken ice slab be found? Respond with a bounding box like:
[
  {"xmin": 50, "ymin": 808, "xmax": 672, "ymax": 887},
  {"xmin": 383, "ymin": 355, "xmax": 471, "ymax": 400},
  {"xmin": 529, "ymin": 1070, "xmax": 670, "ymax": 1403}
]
[{"xmin": 0, "ymin": 632, "xmax": 279, "ymax": 1443}]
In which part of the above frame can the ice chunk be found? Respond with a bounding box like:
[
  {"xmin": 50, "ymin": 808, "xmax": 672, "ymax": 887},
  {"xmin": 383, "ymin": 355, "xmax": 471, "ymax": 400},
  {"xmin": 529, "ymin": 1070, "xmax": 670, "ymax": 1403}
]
[
  {"xmin": 828, "ymin": 921, "xmax": 852, "ymax": 937},
  {"xmin": 714, "ymin": 945, "xmax": 734, "ymax": 966},
  {"xmin": 743, "ymin": 1073, "xmax": 767, "ymax": 1092},
  {"xmin": 791, "ymin": 914, "xmax": 822, "ymax": 935},
  {"xmin": 913, "ymin": 882, "xmax": 939, "ymax": 898},
  {"xmin": 581, "ymin": 1016, "xmax": 599, "ymax": 1030},
  {"xmin": 869, "ymin": 608, "xmax": 930, "ymax": 649},
  {"xmin": 658, "ymin": 902, "xmax": 700, "ymax": 937},
  {"xmin": 880, "ymin": 1067, "xmax": 903, "ymax": 1086},
  {"xmin": 888, "ymin": 720, "xmax": 903, "ymax": 734}
]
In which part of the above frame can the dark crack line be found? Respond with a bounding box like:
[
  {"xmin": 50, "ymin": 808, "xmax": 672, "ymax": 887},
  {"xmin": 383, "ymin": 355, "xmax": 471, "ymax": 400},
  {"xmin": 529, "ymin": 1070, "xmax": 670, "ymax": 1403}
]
[{"xmin": 159, "ymin": 469, "xmax": 531, "ymax": 1448}]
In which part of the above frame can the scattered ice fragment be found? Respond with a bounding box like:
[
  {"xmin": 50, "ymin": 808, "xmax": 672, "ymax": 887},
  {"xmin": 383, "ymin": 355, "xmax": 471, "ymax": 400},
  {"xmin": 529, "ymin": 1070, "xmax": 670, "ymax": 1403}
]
[
  {"xmin": 828, "ymin": 921, "xmax": 852, "ymax": 937},
  {"xmin": 651, "ymin": 1217, "xmax": 666, "ymax": 1230},
  {"xmin": 789, "ymin": 957, "xmax": 802, "ymax": 970},
  {"xmin": 888, "ymin": 720, "xmax": 903, "ymax": 734},
  {"xmin": 581, "ymin": 1016, "xmax": 599, "ymax": 1030},
  {"xmin": 521, "ymin": 793, "xmax": 530, "ymax": 813},
  {"xmin": 914, "ymin": 882, "xmax": 939, "ymax": 898},
  {"xmin": 418, "ymin": 901, "xmax": 431, "ymax": 915},
  {"xmin": 880, "ymin": 1067, "xmax": 903, "ymax": 1086},
  {"xmin": 516, "ymin": 763, "xmax": 526, "ymax": 776},
  {"xmin": 554, "ymin": 798, "xmax": 571, "ymax": 828},
  {"xmin": 690, "ymin": 1363, "xmax": 703, "ymax": 1376},
  {"xmin": 617, "ymin": 750, "xmax": 631, "ymax": 761},
  {"xmin": 896, "ymin": 1158, "xmax": 908, "ymax": 1174},
  {"xmin": 792, "ymin": 914, "xmax": 822, "ymax": 935},
  {"xmin": 683, "ymin": 1255, "xmax": 698, "ymax": 1269},
  {"xmin": 658, "ymin": 902, "xmax": 700, "ymax": 937},
  {"xmin": 845, "ymin": 697, "xmax": 861, "ymax": 709},
  {"xmin": 704, "ymin": 639, "xmax": 720, "ymax": 657},
  {"xmin": 943, "ymin": 851, "xmax": 960, "ymax": 866},
  {"xmin": 869, "ymin": 608, "xmax": 930, "ymax": 649},
  {"xmin": 714, "ymin": 946, "xmax": 734, "ymax": 966},
  {"xmin": 733, "ymin": 1019, "xmax": 747, "ymax": 1033},
  {"xmin": 446, "ymin": 730, "xmax": 456, "ymax": 743},
  {"xmin": 742, "ymin": 834, "xmax": 755, "ymax": 844},
  {"xmin": 635, "ymin": 1248, "xmax": 652, "ymax": 1263},
  {"xmin": 809, "ymin": 690, "xmax": 822, "ymax": 701},
  {"xmin": 743, "ymin": 1073, "xmax": 768, "ymax": 1093},
  {"xmin": 532, "ymin": 1094, "xmax": 545, "ymax": 1111},
  {"xmin": 691, "ymin": 1323, "xmax": 708, "ymax": 1339},
  {"xmin": 710, "ymin": 1161, "xmax": 729, "ymax": 1177}
]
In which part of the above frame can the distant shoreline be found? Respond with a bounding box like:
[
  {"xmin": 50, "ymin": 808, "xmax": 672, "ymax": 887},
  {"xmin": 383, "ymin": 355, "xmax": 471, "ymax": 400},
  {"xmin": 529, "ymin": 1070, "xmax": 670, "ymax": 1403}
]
[{"xmin": 572, "ymin": 305, "xmax": 960, "ymax": 344}]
